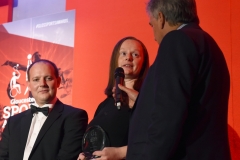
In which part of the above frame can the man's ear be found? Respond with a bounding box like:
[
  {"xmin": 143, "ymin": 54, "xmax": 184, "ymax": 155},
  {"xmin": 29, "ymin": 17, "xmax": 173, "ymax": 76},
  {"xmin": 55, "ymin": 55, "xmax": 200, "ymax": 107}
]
[
  {"xmin": 157, "ymin": 12, "xmax": 165, "ymax": 29},
  {"xmin": 27, "ymin": 81, "xmax": 31, "ymax": 91},
  {"xmin": 57, "ymin": 77, "xmax": 61, "ymax": 88}
]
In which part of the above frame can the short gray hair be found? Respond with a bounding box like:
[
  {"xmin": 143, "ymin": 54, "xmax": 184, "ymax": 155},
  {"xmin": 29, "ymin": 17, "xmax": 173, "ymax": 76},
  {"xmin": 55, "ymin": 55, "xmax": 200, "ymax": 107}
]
[{"xmin": 146, "ymin": 0, "xmax": 199, "ymax": 26}]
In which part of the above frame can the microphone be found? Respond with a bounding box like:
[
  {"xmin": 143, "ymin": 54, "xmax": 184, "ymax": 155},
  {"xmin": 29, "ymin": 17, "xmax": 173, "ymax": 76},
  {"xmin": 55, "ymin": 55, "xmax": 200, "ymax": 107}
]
[{"xmin": 114, "ymin": 67, "xmax": 125, "ymax": 109}]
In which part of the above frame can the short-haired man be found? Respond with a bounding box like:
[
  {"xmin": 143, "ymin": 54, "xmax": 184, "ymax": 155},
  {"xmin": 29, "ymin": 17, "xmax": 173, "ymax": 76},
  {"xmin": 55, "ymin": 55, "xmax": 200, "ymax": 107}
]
[{"xmin": 0, "ymin": 59, "xmax": 88, "ymax": 160}]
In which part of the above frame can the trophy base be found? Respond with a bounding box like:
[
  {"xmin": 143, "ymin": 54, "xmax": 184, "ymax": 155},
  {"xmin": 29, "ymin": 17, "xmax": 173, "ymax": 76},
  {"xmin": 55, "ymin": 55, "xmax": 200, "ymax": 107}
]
[
  {"xmin": 83, "ymin": 152, "xmax": 101, "ymax": 160},
  {"xmin": 82, "ymin": 125, "xmax": 110, "ymax": 159}
]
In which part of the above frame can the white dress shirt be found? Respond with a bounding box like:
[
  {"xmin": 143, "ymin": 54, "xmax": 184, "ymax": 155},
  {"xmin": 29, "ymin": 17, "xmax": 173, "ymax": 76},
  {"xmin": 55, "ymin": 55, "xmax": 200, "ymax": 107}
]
[{"xmin": 23, "ymin": 98, "xmax": 57, "ymax": 160}]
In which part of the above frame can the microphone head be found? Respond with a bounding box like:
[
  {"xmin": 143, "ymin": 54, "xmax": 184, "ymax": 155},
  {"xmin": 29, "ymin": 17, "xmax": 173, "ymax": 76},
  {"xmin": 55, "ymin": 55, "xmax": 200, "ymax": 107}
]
[{"xmin": 114, "ymin": 67, "xmax": 125, "ymax": 79}]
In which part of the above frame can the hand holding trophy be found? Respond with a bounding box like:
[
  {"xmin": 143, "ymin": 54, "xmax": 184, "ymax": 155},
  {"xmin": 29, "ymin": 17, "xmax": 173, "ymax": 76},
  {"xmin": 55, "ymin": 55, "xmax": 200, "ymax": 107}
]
[{"xmin": 82, "ymin": 125, "xmax": 109, "ymax": 160}]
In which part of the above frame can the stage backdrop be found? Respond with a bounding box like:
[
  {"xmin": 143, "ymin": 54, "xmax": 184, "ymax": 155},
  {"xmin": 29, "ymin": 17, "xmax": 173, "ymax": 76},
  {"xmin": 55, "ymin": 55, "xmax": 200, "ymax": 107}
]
[
  {"xmin": 0, "ymin": 0, "xmax": 239, "ymax": 159},
  {"xmin": 0, "ymin": 10, "xmax": 75, "ymax": 138},
  {"xmin": 12, "ymin": 0, "xmax": 66, "ymax": 21}
]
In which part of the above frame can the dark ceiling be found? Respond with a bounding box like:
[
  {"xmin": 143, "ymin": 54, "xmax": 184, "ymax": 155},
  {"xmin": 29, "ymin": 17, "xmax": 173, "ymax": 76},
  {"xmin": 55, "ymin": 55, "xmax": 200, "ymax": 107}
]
[{"xmin": 0, "ymin": 0, "xmax": 8, "ymax": 7}]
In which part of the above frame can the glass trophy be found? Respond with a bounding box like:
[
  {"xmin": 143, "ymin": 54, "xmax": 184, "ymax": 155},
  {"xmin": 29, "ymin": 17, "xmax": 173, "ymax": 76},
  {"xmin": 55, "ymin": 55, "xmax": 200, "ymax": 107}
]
[{"xmin": 82, "ymin": 125, "xmax": 109, "ymax": 160}]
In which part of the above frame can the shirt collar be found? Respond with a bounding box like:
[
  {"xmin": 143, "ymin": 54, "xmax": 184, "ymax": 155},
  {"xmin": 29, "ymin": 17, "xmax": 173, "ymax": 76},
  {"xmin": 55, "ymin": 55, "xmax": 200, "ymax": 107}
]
[{"xmin": 177, "ymin": 23, "xmax": 187, "ymax": 30}]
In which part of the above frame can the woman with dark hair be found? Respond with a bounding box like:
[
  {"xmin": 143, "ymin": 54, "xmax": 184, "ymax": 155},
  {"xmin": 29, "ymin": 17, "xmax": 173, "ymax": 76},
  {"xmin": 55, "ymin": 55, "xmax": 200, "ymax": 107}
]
[{"xmin": 78, "ymin": 36, "xmax": 149, "ymax": 160}]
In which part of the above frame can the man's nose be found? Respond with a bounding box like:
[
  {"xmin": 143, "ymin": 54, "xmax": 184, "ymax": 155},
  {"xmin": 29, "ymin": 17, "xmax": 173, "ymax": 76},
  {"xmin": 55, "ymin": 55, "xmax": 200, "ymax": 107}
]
[{"xmin": 39, "ymin": 79, "xmax": 47, "ymax": 87}]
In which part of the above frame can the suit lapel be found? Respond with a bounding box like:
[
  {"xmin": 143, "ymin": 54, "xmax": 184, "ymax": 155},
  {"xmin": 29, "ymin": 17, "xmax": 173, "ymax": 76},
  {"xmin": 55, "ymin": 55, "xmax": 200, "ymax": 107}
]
[
  {"xmin": 20, "ymin": 110, "xmax": 33, "ymax": 152},
  {"xmin": 31, "ymin": 100, "xmax": 63, "ymax": 152}
]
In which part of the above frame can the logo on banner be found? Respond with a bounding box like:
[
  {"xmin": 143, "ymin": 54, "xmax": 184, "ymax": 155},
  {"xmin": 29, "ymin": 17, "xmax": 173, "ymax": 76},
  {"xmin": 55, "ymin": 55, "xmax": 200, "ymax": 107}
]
[{"xmin": 1, "ymin": 53, "xmax": 38, "ymax": 131}]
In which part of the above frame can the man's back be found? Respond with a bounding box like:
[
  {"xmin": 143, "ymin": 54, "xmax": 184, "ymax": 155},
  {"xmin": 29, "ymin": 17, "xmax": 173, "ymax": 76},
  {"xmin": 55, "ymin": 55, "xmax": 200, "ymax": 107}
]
[{"xmin": 127, "ymin": 23, "xmax": 231, "ymax": 160}]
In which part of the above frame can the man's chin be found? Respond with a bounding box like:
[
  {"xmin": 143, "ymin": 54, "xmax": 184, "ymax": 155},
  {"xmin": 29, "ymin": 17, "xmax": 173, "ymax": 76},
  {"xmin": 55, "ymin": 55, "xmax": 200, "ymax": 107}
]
[{"xmin": 36, "ymin": 97, "xmax": 53, "ymax": 106}]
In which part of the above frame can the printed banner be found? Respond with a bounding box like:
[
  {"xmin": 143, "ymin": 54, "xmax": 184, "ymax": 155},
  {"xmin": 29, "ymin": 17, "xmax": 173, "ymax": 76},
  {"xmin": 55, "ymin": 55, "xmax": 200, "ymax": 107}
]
[
  {"xmin": 13, "ymin": 0, "xmax": 66, "ymax": 21},
  {"xmin": 0, "ymin": 10, "xmax": 75, "ymax": 139}
]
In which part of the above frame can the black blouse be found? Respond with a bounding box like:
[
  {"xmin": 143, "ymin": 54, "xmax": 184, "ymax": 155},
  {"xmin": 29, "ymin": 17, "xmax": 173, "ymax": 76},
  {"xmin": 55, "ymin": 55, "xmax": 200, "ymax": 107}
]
[{"xmin": 88, "ymin": 97, "xmax": 131, "ymax": 147}]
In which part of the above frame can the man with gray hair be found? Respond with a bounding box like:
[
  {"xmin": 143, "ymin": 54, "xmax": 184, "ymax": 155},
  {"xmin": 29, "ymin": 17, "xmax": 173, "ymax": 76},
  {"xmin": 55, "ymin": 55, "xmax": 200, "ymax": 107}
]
[{"xmin": 126, "ymin": 0, "xmax": 231, "ymax": 159}]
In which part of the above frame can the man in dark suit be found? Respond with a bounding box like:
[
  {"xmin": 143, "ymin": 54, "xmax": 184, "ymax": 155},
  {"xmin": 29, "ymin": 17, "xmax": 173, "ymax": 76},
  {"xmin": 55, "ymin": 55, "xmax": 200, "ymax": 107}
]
[
  {"xmin": 125, "ymin": 0, "xmax": 231, "ymax": 159},
  {"xmin": 0, "ymin": 59, "xmax": 88, "ymax": 160}
]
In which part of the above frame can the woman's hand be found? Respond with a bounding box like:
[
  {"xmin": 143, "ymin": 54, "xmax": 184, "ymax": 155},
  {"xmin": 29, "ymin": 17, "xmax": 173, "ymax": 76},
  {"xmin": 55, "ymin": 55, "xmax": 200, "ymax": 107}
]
[
  {"xmin": 77, "ymin": 152, "xmax": 85, "ymax": 160},
  {"xmin": 112, "ymin": 84, "xmax": 138, "ymax": 108},
  {"xmin": 91, "ymin": 146, "xmax": 127, "ymax": 160}
]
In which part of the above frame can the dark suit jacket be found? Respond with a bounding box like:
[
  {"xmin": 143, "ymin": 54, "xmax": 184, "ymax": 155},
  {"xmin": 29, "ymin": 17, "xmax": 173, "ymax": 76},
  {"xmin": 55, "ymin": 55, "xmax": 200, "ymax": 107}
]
[
  {"xmin": 0, "ymin": 100, "xmax": 88, "ymax": 160},
  {"xmin": 126, "ymin": 23, "xmax": 231, "ymax": 160}
]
